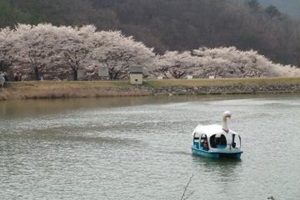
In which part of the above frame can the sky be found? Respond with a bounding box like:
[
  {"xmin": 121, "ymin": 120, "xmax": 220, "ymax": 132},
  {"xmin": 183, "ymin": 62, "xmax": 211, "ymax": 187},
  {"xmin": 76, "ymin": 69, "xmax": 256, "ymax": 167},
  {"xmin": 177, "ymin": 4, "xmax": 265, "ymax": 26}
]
[
  {"xmin": 231, "ymin": 0, "xmax": 300, "ymax": 18},
  {"xmin": 256, "ymin": 0, "xmax": 300, "ymax": 18}
]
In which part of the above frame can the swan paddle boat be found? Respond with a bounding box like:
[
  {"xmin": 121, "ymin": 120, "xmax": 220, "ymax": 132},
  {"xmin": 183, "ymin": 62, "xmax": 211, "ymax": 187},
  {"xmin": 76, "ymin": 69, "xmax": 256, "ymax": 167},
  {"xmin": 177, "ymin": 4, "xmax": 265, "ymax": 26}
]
[{"xmin": 191, "ymin": 111, "xmax": 243, "ymax": 159}]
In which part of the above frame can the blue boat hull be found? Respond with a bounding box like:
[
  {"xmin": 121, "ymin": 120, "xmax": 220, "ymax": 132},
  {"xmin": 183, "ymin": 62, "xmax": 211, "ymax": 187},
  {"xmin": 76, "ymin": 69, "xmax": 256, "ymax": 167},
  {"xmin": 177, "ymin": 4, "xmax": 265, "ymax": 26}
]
[{"xmin": 191, "ymin": 146, "xmax": 242, "ymax": 159}]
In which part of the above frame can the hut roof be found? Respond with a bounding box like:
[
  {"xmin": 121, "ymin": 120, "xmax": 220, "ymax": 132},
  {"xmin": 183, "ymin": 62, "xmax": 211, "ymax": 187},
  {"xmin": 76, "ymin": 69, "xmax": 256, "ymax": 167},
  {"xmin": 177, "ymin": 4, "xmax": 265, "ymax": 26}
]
[{"xmin": 129, "ymin": 66, "xmax": 143, "ymax": 74}]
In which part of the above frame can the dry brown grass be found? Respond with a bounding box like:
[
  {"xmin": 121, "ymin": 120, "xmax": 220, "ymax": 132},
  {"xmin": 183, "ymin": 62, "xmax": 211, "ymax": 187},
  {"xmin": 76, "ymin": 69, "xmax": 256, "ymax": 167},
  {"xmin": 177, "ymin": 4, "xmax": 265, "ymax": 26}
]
[
  {"xmin": 1, "ymin": 77, "xmax": 300, "ymax": 100},
  {"xmin": 0, "ymin": 80, "xmax": 148, "ymax": 100}
]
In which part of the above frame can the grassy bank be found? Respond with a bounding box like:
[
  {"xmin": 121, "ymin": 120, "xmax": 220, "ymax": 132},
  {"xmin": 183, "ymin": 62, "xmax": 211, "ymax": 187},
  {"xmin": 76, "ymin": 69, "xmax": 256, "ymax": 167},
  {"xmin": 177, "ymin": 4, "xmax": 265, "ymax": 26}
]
[
  {"xmin": 1, "ymin": 77, "xmax": 300, "ymax": 100},
  {"xmin": 144, "ymin": 77, "xmax": 300, "ymax": 87},
  {"xmin": 0, "ymin": 81, "xmax": 149, "ymax": 100}
]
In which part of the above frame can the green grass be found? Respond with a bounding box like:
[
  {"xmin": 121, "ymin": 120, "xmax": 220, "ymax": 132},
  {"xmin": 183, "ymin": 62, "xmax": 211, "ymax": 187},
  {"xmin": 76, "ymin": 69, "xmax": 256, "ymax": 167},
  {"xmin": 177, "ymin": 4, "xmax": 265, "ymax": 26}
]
[{"xmin": 145, "ymin": 77, "xmax": 300, "ymax": 87}]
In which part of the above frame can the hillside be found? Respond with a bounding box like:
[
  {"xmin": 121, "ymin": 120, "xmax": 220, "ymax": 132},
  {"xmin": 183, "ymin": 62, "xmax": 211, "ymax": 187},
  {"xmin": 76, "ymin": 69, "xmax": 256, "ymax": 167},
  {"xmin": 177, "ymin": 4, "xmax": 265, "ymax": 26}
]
[{"xmin": 0, "ymin": 0, "xmax": 300, "ymax": 67}]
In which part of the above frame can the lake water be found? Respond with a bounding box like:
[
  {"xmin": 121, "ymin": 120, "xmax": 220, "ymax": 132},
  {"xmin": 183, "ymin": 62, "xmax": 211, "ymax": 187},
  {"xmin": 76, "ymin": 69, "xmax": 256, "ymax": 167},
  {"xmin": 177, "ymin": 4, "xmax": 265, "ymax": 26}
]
[{"xmin": 0, "ymin": 94, "xmax": 299, "ymax": 200}]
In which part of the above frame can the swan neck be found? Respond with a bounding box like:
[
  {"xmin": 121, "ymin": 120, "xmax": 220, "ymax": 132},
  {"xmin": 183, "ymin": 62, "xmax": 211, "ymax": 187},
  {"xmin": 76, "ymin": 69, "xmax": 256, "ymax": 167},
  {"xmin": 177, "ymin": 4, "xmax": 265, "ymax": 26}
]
[{"xmin": 222, "ymin": 117, "xmax": 229, "ymax": 132}]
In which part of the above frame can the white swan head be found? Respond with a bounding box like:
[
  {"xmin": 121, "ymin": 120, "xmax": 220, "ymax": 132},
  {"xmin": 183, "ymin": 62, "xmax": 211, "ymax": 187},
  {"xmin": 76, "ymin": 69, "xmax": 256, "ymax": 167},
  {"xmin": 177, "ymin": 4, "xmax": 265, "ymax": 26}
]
[{"xmin": 222, "ymin": 111, "xmax": 232, "ymax": 132}]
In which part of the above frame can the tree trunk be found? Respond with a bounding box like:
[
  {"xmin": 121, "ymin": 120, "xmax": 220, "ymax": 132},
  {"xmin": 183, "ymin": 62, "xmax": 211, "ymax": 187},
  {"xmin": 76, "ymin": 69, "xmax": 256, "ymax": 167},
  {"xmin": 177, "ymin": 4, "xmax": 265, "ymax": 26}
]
[
  {"xmin": 34, "ymin": 67, "xmax": 40, "ymax": 81},
  {"xmin": 73, "ymin": 68, "xmax": 78, "ymax": 81}
]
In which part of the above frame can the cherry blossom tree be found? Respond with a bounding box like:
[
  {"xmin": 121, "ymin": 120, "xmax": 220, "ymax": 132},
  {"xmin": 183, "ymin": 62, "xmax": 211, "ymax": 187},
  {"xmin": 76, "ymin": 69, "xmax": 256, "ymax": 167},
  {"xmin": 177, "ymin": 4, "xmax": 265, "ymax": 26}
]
[
  {"xmin": 152, "ymin": 46, "xmax": 300, "ymax": 79},
  {"xmin": 90, "ymin": 31, "xmax": 155, "ymax": 80},
  {"xmin": 192, "ymin": 46, "xmax": 300, "ymax": 78},
  {"xmin": 197, "ymin": 57, "xmax": 232, "ymax": 78},
  {"xmin": 2, "ymin": 24, "xmax": 156, "ymax": 80},
  {"xmin": 0, "ymin": 27, "xmax": 14, "ymax": 72},
  {"xmin": 6, "ymin": 24, "xmax": 97, "ymax": 80},
  {"xmin": 154, "ymin": 51, "xmax": 200, "ymax": 79},
  {"xmin": 52, "ymin": 25, "xmax": 96, "ymax": 80},
  {"xmin": 9, "ymin": 24, "xmax": 60, "ymax": 80},
  {"xmin": 1, "ymin": 23, "xmax": 299, "ymax": 81}
]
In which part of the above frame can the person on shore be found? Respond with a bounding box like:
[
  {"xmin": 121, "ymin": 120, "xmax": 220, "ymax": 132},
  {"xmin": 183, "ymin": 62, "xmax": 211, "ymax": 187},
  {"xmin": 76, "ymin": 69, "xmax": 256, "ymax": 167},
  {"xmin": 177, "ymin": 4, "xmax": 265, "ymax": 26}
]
[
  {"xmin": 18, "ymin": 72, "xmax": 22, "ymax": 81},
  {"xmin": 14, "ymin": 72, "xmax": 18, "ymax": 81},
  {"xmin": 4, "ymin": 72, "xmax": 8, "ymax": 82},
  {"xmin": 0, "ymin": 72, "xmax": 5, "ymax": 88},
  {"xmin": 14, "ymin": 72, "xmax": 22, "ymax": 81}
]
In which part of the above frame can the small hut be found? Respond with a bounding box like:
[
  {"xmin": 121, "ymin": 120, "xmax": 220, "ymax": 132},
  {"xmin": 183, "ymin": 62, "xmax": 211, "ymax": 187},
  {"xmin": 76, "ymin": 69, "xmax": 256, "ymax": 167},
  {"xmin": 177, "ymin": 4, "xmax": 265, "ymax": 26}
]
[
  {"xmin": 129, "ymin": 66, "xmax": 143, "ymax": 85},
  {"xmin": 98, "ymin": 66, "xmax": 109, "ymax": 78},
  {"xmin": 77, "ymin": 70, "xmax": 85, "ymax": 80}
]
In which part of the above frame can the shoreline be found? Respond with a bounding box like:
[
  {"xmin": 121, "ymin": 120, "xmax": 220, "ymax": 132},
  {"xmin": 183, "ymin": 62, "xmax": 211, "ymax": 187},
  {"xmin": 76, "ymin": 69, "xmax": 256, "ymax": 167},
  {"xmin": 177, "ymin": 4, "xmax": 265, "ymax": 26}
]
[{"xmin": 1, "ymin": 77, "xmax": 300, "ymax": 100}]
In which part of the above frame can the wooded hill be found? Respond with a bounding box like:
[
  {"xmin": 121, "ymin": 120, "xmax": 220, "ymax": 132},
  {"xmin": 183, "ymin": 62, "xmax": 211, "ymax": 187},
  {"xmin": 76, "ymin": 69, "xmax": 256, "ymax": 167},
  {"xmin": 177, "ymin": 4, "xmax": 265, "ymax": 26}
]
[{"xmin": 1, "ymin": 0, "xmax": 300, "ymax": 67}]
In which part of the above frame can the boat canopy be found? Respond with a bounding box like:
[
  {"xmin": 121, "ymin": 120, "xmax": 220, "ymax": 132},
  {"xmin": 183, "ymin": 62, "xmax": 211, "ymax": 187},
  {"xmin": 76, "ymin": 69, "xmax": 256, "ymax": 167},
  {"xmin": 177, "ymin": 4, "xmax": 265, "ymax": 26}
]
[
  {"xmin": 193, "ymin": 124, "xmax": 241, "ymax": 147},
  {"xmin": 193, "ymin": 124, "xmax": 238, "ymax": 137}
]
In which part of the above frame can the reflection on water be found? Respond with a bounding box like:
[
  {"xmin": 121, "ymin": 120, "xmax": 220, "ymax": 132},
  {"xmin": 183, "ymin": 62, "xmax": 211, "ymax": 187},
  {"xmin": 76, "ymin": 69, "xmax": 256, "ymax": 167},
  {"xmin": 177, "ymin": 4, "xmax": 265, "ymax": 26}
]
[
  {"xmin": 1, "ymin": 94, "xmax": 300, "ymax": 200},
  {"xmin": 0, "ymin": 94, "xmax": 278, "ymax": 118},
  {"xmin": 192, "ymin": 154, "xmax": 242, "ymax": 180}
]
